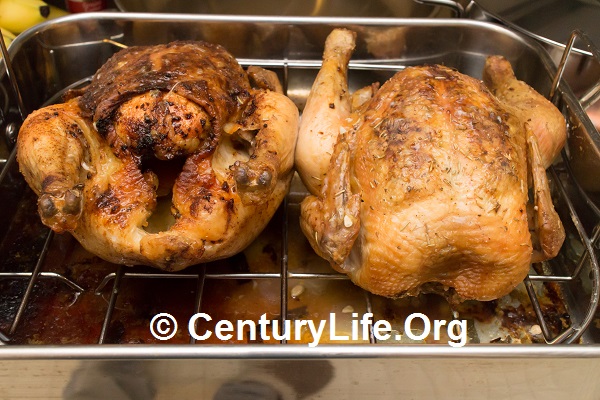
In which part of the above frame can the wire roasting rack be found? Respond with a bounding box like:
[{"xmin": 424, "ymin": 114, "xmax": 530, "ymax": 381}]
[{"xmin": 0, "ymin": 21, "xmax": 599, "ymax": 347}]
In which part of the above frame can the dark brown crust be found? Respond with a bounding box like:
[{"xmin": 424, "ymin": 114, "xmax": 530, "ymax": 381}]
[{"xmin": 79, "ymin": 41, "xmax": 251, "ymax": 152}]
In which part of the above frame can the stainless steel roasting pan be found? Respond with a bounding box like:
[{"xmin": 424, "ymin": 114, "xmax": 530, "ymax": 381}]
[{"xmin": 0, "ymin": 14, "xmax": 600, "ymax": 399}]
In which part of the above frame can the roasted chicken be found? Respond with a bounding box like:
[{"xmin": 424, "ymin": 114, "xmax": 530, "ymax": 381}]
[
  {"xmin": 17, "ymin": 41, "xmax": 298, "ymax": 271},
  {"xmin": 297, "ymin": 29, "xmax": 566, "ymax": 301}
]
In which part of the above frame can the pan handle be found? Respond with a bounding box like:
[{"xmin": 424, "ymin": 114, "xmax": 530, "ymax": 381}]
[
  {"xmin": 412, "ymin": 0, "xmax": 465, "ymax": 17},
  {"xmin": 550, "ymin": 29, "xmax": 600, "ymax": 110}
]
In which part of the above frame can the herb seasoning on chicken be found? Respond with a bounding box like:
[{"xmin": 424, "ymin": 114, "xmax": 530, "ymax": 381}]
[{"xmin": 296, "ymin": 29, "xmax": 565, "ymax": 301}]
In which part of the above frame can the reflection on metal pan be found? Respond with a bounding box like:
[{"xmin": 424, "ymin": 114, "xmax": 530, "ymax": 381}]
[{"xmin": 0, "ymin": 15, "xmax": 599, "ymax": 357}]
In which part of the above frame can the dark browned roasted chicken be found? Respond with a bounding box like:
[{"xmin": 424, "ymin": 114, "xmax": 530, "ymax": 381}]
[
  {"xmin": 17, "ymin": 41, "xmax": 298, "ymax": 271},
  {"xmin": 296, "ymin": 29, "xmax": 566, "ymax": 301}
]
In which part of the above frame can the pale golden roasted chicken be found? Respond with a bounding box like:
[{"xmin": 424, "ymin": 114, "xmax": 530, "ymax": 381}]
[
  {"xmin": 17, "ymin": 41, "xmax": 298, "ymax": 271},
  {"xmin": 297, "ymin": 29, "xmax": 566, "ymax": 301}
]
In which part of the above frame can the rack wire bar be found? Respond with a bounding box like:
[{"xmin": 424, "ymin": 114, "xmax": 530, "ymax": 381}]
[
  {"xmin": 0, "ymin": 147, "xmax": 16, "ymax": 185},
  {"xmin": 189, "ymin": 265, "xmax": 207, "ymax": 344},
  {"xmin": 93, "ymin": 271, "xmax": 353, "ymax": 296},
  {"xmin": 278, "ymin": 59, "xmax": 291, "ymax": 344},
  {"xmin": 363, "ymin": 292, "xmax": 377, "ymax": 344},
  {"xmin": 280, "ymin": 198, "xmax": 289, "ymax": 344},
  {"xmin": 42, "ymin": 76, "xmax": 92, "ymax": 106},
  {"xmin": 542, "ymin": 168, "xmax": 598, "ymax": 343},
  {"xmin": 94, "ymin": 272, "xmax": 284, "ymax": 295},
  {"xmin": 523, "ymin": 277, "xmax": 554, "ymax": 340},
  {"xmin": 239, "ymin": 59, "xmax": 409, "ymax": 71},
  {"xmin": 0, "ymin": 328, "xmax": 10, "ymax": 344},
  {"xmin": 528, "ymin": 224, "xmax": 600, "ymax": 283},
  {"xmin": 8, "ymin": 231, "xmax": 54, "ymax": 335},
  {"xmin": 37, "ymin": 33, "xmax": 126, "ymax": 51},
  {"xmin": 98, "ymin": 265, "xmax": 125, "ymax": 344},
  {"xmin": 0, "ymin": 272, "xmax": 85, "ymax": 292}
]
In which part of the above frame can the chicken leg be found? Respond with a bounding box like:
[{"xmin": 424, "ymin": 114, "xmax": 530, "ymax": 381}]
[{"xmin": 295, "ymin": 29, "xmax": 356, "ymax": 195}]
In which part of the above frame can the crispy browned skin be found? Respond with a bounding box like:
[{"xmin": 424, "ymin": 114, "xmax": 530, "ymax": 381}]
[
  {"xmin": 295, "ymin": 29, "xmax": 356, "ymax": 195},
  {"xmin": 17, "ymin": 41, "xmax": 298, "ymax": 270},
  {"xmin": 80, "ymin": 41, "xmax": 250, "ymax": 146},
  {"xmin": 298, "ymin": 30, "xmax": 565, "ymax": 301},
  {"xmin": 483, "ymin": 55, "xmax": 567, "ymax": 169}
]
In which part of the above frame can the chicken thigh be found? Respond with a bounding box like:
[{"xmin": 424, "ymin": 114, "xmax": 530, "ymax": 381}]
[
  {"xmin": 17, "ymin": 41, "xmax": 298, "ymax": 271},
  {"xmin": 297, "ymin": 29, "xmax": 565, "ymax": 301}
]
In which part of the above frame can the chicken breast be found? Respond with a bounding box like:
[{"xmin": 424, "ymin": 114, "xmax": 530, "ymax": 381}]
[
  {"xmin": 297, "ymin": 29, "xmax": 565, "ymax": 301},
  {"xmin": 17, "ymin": 41, "xmax": 299, "ymax": 271}
]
